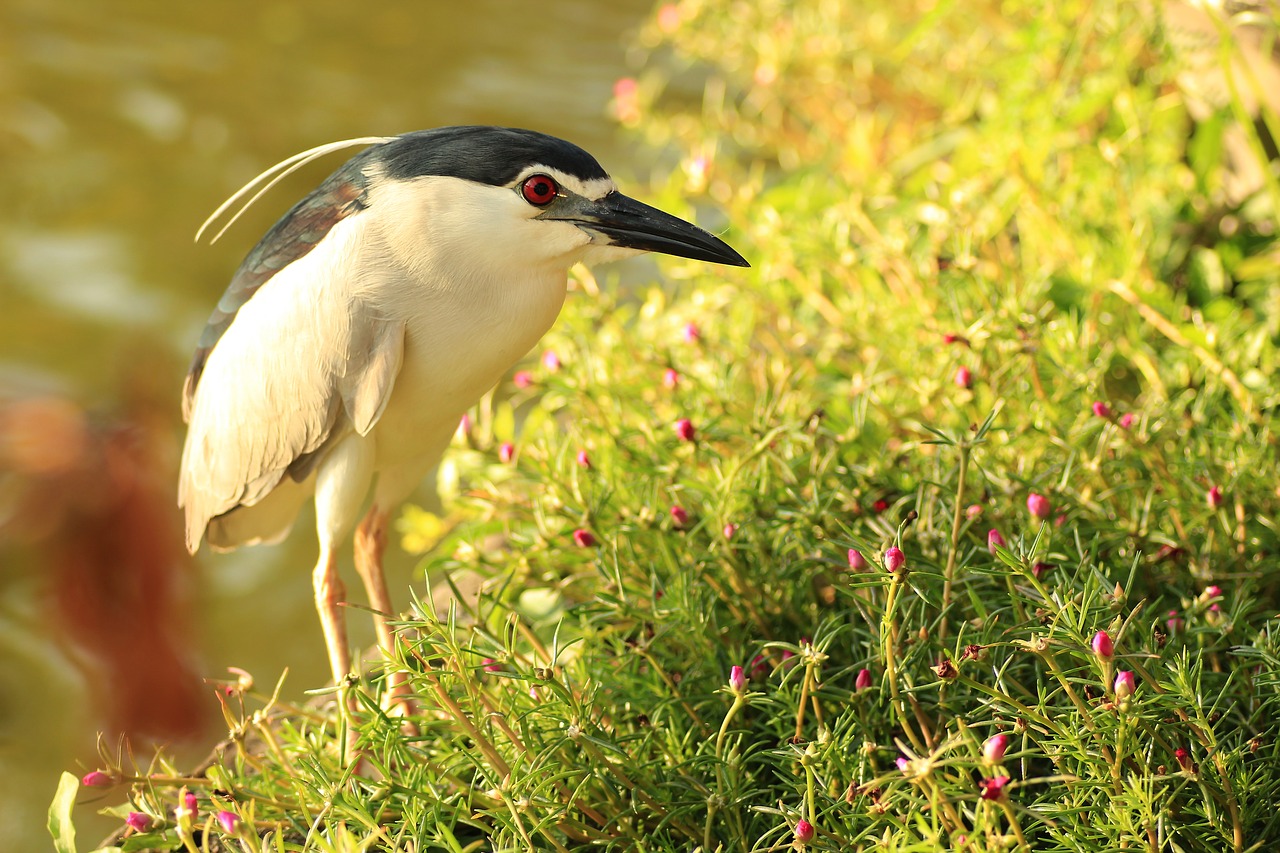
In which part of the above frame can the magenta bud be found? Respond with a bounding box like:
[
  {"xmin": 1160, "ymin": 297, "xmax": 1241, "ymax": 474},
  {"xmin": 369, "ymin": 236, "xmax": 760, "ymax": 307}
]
[
  {"xmin": 1026, "ymin": 493, "xmax": 1050, "ymax": 519},
  {"xmin": 1114, "ymin": 670, "xmax": 1136, "ymax": 699},
  {"xmin": 662, "ymin": 368, "xmax": 680, "ymax": 389},
  {"xmin": 1119, "ymin": 412, "xmax": 1135, "ymax": 429},
  {"xmin": 847, "ymin": 549, "xmax": 867, "ymax": 570},
  {"xmin": 895, "ymin": 756, "xmax": 910, "ymax": 773},
  {"xmin": 458, "ymin": 413, "xmax": 472, "ymax": 434},
  {"xmin": 216, "ymin": 811, "xmax": 239, "ymax": 834},
  {"xmin": 983, "ymin": 733, "xmax": 1010, "ymax": 764},
  {"xmin": 855, "ymin": 668, "xmax": 872, "ymax": 691},
  {"xmin": 576, "ymin": 449, "xmax": 591, "ymax": 468},
  {"xmin": 1203, "ymin": 585, "xmax": 1222, "ymax": 599},
  {"xmin": 1092, "ymin": 401, "xmax": 1112, "ymax": 418},
  {"xmin": 1091, "ymin": 630, "xmax": 1113, "ymax": 660},
  {"xmin": 572, "ymin": 528, "xmax": 597, "ymax": 548},
  {"xmin": 81, "ymin": 770, "xmax": 113, "ymax": 788},
  {"xmin": 723, "ymin": 522, "xmax": 738, "ymax": 540},
  {"xmin": 795, "ymin": 819, "xmax": 815, "ymax": 844},
  {"xmin": 883, "ymin": 546, "xmax": 905, "ymax": 572},
  {"xmin": 513, "ymin": 370, "xmax": 534, "ymax": 389},
  {"xmin": 674, "ymin": 418, "xmax": 696, "ymax": 441},
  {"xmin": 987, "ymin": 529, "xmax": 1005, "ymax": 554},
  {"xmin": 181, "ymin": 790, "xmax": 197, "ymax": 816},
  {"xmin": 729, "ymin": 665, "xmax": 747, "ymax": 693},
  {"xmin": 126, "ymin": 812, "xmax": 151, "ymax": 832},
  {"xmin": 979, "ymin": 775, "xmax": 1010, "ymax": 800},
  {"xmin": 670, "ymin": 505, "xmax": 689, "ymax": 526},
  {"xmin": 482, "ymin": 658, "xmax": 501, "ymax": 673},
  {"xmin": 955, "ymin": 366, "xmax": 973, "ymax": 388},
  {"xmin": 499, "ymin": 442, "xmax": 515, "ymax": 463},
  {"xmin": 542, "ymin": 350, "xmax": 561, "ymax": 371},
  {"xmin": 1207, "ymin": 486, "xmax": 1223, "ymax": 508},
  {"xmin": 682, "ymin": 322, "xmax": 701, "ymax": 343}
]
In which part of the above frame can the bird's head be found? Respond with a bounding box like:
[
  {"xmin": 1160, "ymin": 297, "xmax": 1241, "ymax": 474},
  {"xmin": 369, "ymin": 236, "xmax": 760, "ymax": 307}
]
[{"xmin": 362, "ymin": 126, "xmax": 750, "ymax": 273}]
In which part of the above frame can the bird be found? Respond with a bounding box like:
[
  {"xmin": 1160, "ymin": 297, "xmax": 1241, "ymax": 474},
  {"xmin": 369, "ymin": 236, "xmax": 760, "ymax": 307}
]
[{"xmin": 179, "ymin": 126, "xmax": 749, "ymax": 706}]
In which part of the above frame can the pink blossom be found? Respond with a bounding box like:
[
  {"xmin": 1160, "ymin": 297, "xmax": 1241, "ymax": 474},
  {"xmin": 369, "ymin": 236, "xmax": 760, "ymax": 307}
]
[
  {"xmin": 987, "ymin": 529, "xmax": 1005, "ymax": 555},
  {"xmin": 674, "ymin": 418, "xmax": 696, "ymax": 441},
  {"xmin": 723, "ymin": 523, "xmax": 738, "ymax": 540},
  {"xmin": 662, "ymin": 367, "xmax": 680, "ymax": 389},
  {"xmin": 1114, "ymin": 670, "xmax": 1136, "ymax": 699},
  {"xmin": 750, "ymin": 654, "xmax": 769, "ymax": 679},
  {"xmin": 855, "ymin": 668, "xmax": 872, "ymax": 691},
  {"xmin": 126, "ymin": 812, "xmax": 151, "ymax": 832},
  {"xmin": 482, "ymin": 658, "xmax": 501, "ymax": 673},
  {"xmin": 576, "ymin": 449, "xmax": 591, "ymax": 469},
  {"xmin": 81, "ymin": 770, "xmax": 113, "ymax": 788},
  {"xmin": 513, "ymin": 370, "xmax": 534, "ymax": 389},
  {"xmin": 979, "ymin": 776, "xmax": 1010, "ymax": 800},
  {"xmin": 572, "ymin": 529, "xmax": 597, "ymax": 548},
  {"xmin": 794, "ymin": 819, "xmax": 815, "ymax": 844},
  {"xmin": 1207, "ymin": 485, "xmax": 1224, "ymax": 508},
  {"xmin": 541, "ymin": 350, "xmax": 561, "ymax": 371},
  {"xmin": 883, "ymin": 547, "xmax": 905, "ymax": 572},
  {"xmin": 1119, "ymin": 412, "xmax": 1136, "ymax": 429},
  {"xmin": 1026, "ymin": 493, "xmax": 1051, "ymax": 519},
  {"xmin": 847, "ymin": 549, "xmax": 867, "ymax": 570},
  {"xmin": 955, "ymin": 366, "xmax": 973, "ymax": 388},
  {"xmin": 216, "ymin": 811, "xmax": 239, "ymax": 834},
  {"xmin": 1166, "ymin": 609, "xmax": 1183, "ymax": 632},
  {"xmin": 681, "ymin": 322, "xmax": 701, "ymax": 343},
  {"xmin": 499, "ymin": 442, "xmax": 515, "ymax": 463},
  {"xmin": 728, "ymin": 665, "xmax": 747, "ymax": 693},
  {"xmin": 1091, "ymin": 630, "xmax": 1113, "ymax": 659},
  {"xmin": 895, "ymin": 756, "xmax": 910, "ymax": 772},
  {"xmin": 965, "ymin": 503, "xmax": 983, "ymax": 520},
  {"xmin": 983, "ymin": 733, "xmax": 1010, "ymax": 764},
  {"xmin": 1203, "ymin": 585, "xmax": 1222, "ymax": 599},
  {"xmin": 1092, "ymin": 401, "xmax": 1112, "ymax": 419},
  {"xmin": 670, "ymin": 505, "xmax": 689, "ymax": 527}
]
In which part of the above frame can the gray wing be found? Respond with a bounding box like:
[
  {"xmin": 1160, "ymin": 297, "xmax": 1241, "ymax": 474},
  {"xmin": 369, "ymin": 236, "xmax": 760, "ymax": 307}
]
[
  {"xmin": 179, "ymin": 162, "xmax": 404, "ymax": 553},
  {"xmin": 182, "ymin": 156, "xmax": 374, "ymax": 421}
]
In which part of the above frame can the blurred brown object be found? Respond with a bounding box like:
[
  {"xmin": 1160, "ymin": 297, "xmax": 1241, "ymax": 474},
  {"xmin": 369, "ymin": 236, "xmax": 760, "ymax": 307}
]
[{"xmin": 0, "ymin": 392, "xmax": 207, "ymax": 742}]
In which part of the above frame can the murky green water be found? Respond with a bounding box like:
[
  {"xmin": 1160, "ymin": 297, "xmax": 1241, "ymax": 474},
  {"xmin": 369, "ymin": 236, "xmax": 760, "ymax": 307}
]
[{"xmin": 0, "ymin": 0, "xmax": 653, "ymax": 845}]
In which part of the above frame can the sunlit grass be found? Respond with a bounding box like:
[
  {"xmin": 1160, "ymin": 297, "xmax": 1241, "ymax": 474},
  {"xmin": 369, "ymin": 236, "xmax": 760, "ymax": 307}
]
[{"xmin": 60, "ymin": 1, "xmax": 1280, "ymax": 850}]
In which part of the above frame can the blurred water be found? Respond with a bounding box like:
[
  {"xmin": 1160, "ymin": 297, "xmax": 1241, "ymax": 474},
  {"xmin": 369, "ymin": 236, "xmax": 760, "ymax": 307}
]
[{"xmin": 0, "ymin": 0, "xmax": 653, "ymax": 846}]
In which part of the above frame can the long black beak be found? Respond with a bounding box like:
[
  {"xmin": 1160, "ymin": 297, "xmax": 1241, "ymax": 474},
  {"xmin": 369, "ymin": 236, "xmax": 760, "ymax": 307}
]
[{"xmin": 542, "ymin": 191, "xmax": 749, "ymax": 267}]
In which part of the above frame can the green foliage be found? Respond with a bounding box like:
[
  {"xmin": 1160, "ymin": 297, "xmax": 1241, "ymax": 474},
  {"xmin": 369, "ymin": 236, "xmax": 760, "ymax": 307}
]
[{"xmin": 69, "ymin": 0, "xmax": 1280, "ymax": 850}]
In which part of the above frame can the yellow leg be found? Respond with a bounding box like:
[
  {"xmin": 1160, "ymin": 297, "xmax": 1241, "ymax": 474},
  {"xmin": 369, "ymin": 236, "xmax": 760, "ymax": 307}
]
[{"xmin": 354, "ymin": 505, "xmax": 415, "ymax": 718}]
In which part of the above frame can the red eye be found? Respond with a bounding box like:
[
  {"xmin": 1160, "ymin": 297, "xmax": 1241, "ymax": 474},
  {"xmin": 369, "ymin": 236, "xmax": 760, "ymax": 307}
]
[{"xmin": 521, "ymin": 174, "xmax": 558, "ymax": 206}]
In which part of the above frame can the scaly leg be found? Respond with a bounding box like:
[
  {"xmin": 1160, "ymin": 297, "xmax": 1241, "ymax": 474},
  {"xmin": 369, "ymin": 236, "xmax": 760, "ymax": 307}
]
[{"xmin": 354, "ymin": 504, "xmax": 416, "ymax": 718}]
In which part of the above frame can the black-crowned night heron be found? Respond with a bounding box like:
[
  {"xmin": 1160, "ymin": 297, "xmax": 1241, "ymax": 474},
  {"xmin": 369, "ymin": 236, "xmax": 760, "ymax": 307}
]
[{"xmin": 179, "ymin": 126, "xmax": 748, "ymax": 704}]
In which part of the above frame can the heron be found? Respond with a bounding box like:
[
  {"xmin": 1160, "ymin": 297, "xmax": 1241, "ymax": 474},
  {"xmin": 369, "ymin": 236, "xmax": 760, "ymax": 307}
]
[{"xmin": 179, "ymin": 126, "xmax": 748, "ymax": 706}]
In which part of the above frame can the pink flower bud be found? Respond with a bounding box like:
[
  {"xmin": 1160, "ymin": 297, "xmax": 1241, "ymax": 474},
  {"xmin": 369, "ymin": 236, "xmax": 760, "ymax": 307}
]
[
  {"xmin": 1166, "ymin": 609, "xmax": 1183, "ymax": 632},
  {"xmin": 482, "ymin": 658, "xmax": 501, "ymax": 673},
  {"xmin": 983, "ymin": 733, "xmax": 1010, "ymax": 764},
  {"xmin": 1092, "ymin": 401, "xmax": 1112, "ymax": 419},
  {"xmin": 1119, "ymin": 412, "xmax": 1135, "ymax": 429},
  {"xmin": 216, "ymin": 811, "xmax": 239, "ymax": 834},
  {"xmin": 126, "ymin": 812, "xmax": 151, "ymax": 832},
  {"xmin": 729, "ymin": 665, "xmax": 746, "ymax": 693},
  {"xmin": 662, "ymin": 368, "xmax": 680, "ymax": 389},
  {"xmin": 674, "ymin": 418, "xmax": 696, "ymax": 441},
  {"xmin": 723, "ymin": 523, "xmax": 738, "ymax": 540},
  {"xmin": 979, "ymin": 775, "xmax": 1010, "ymax": 800},
  {"xmin": 541, "ymin": 350, "xmax": 561, "ymax": 371},
  {"xmin": 1207, "ymin": 485, "xmax": 1223, "ymax": 508},
  {"xmin": 576, "ymin": 449, "xmax": 591, "ymax": 468},
  {"xmin": 847, "ymin": 549, "xmax": 867, "ymax": 570},
  {"xmin": 1203, "ymin": 585, "xmax": 1222, "ymax": 599},
  {"xmin": 883, "ymin": 547, "xmax": 905, "ymax": 572},
  {"xmin": 855, "ymin": 668, "xmax": 872, "ymax": 691},
  {"xmin": 670, "ymin": 505, "xmax": 689, "ymax": 527},
  {"xmin": 682, "ymin": 322, "xmax": 701, "ymax": 343},
  {"xmin": 1091, "ymin": 630, "xmax": 1113, "ymax": 659},
  {"xmin": 1174, "ymin": 747, "xmax": 1192, "ymax": 771},
  {"xmin": 1032, "ymin": 562, "xmax": 1053, "ymax": 579},
  {"xmin": 955, "ymin": 366, "xmax": 973, "ymax": 388},
  {"xmin": 942, "ymin": 332, "xmax": 959, "ymax": 344},
  {"xmin": 1114, "ymin": 670, "xmax": 1135, "ymax": 699},
  {"xmin": 895, "ymin": 756, "xmax": 911, "ymax": 772},
  {"xmin": 513, "ymin": 370, "xmax": 534, "ymax": 389},
  {"xmin": 1026, "ymin": 493, "xmax": 1050, "ymax": 519},
  {"xmin": 81, "ymin": 770, "xmax": 113, "ymax": 788},
  {"xmin": 987, "ymin": 529, "xmax": 1005, "ymax": 555},
  {"xmin": 572, "ymin": 528, "xmax": 597, "ymax": 548},
  {"xmin": 794, "ymin": 819, "xmax": 815, "ymax": 844},
  {"xmin": 750, "ymin": 654, "xmax": 769, "ymax": 679},
  {"xmin": 965, "ymin": 503, "xmax": 983, "ymax": 519},
  {"xmin": 499, "ymin": 442, "xmax": 515, "ymax": 463}
]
